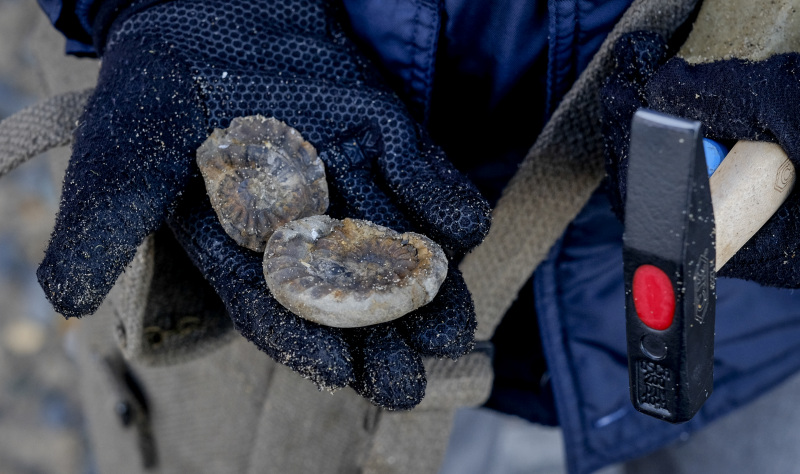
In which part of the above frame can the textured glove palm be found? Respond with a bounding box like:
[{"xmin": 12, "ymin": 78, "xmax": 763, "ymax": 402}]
[{"xmin": 37, "ymin": 0, "xmax": 491, "ymax": 409}]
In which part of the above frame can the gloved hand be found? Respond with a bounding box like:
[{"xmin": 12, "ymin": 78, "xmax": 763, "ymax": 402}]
[
  {"xmin": 38, "ymin": 0, "xmax": 491, "ymax": 409},
  {"xmin": 603, "ymin": 31, "xmax": 800, "ymax": 288}
]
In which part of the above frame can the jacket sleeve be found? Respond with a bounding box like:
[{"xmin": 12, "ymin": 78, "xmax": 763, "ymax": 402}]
[{"xmin": 37, "ymin": 0, "xmax": 97, "ymax": 55}]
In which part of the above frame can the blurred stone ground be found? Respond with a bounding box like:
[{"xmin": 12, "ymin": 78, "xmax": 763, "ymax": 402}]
[{"xmin": 0, "ymin": 0, "xmax": 93, "ymax": 472}]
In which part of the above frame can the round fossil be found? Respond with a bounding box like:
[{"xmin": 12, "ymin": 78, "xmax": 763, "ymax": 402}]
[
  {"xmin": 196, "ymin": 115, "xmax": 328, "ymax": 252},
  {"xmin": 264, "ymin": 216, "xmax": 448, "ymax": 328}
]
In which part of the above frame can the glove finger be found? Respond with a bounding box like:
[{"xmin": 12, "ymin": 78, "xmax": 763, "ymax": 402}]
[
  {"xmin": 379, "ymin": 132, "xmax": 492, "ymax": 257},
  {"xmin": 319, "ymin": 120, "xmax": 414, "ymax": 231},
  {"xmin": 320, "ymin": 123, "xmax": 476, "ymax": 356},
  {"xmin": 347, "ymin": 324, "xmax": 426, "ymax": 410},
  {"xmin": 167, "ymin": 178, "xmax": 354, "ymax": 390},
  {"xmin": 399, "ymin": 264, "xmax": 477, "ymax": 359},
  {"xmin": 37, "ymin": 50, "xmax": 206, "ymax": 318},
  {"xmin": 602, "ymin": 30, "xmax": 669, "ymax": 220}
]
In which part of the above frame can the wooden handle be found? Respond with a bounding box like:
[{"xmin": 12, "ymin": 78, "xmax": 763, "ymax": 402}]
[{"xmin": 710, "ymin": 141, "xmax": 795, "ymax": 270}]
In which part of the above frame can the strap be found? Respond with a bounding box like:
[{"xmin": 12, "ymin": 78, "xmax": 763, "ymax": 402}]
[
  {"xmin": 459, "ymin": 0, "xmax": 701, "ymax": 341},
  {"xmin": 0, "ymin": 88, "xmax": 92, "ymax": 177}
]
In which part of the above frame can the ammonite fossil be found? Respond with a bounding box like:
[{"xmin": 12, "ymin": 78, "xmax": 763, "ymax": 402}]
[
  {"xmin": 196, "ymin": 115, "xmax": 328, "ymax": 252},
  {"xmin": 264, "ymin": 215, "xmax": 448, "ymax": 328}
]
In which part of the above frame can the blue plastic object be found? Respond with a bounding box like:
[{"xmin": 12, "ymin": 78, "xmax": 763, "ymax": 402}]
[{"xmin": 703, "ymin": 138, "xmax": 729, "ymax": 176}]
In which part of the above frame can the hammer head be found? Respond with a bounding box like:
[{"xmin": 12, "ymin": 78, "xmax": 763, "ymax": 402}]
[{"xmin": 624, "ymin": 109, "xmax": 716, "ymax": 423}]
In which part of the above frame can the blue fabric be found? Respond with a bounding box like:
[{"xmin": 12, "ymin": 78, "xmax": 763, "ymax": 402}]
[
  {"xmin": 75, "ymin": 0, "xmax": 96, "ymax": 34},
  {"xmin": 483, "ymin": 273, "xmax": 560, "ymax": 426},
  {"xmin": 442, "ymin": 0, "xmax": 549, "ymax": 108},
  {"xmin": 427, "ymin": 0, "xmax": 550, "ymax": 203},
  {"xmin": 536, "ymin": 185, "xmax": 800, "ymax": 473},
  {"xmin": 342, "ymin": 0, "xmax": 442, "ymax": 121},
  {"xmin": 37, "ymin": 0, "xmax": 96, "ymax": 55},
  {"xmin": 37, "ymin": 0, "xmax": 62, "ymax": 24},
  {"xmin": 343, "ymin": 0, "xmax": 550, "ymax": 124},
  {"xmin": 547, "ymin": 0, "xmax": 632, "ymax": 114}
]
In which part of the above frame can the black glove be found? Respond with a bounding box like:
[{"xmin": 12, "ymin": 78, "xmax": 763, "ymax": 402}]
[
  {"xmin": 603, "ymin": 31, "xmax": 800, "ymax": 288},
  {"xmin": 38, "ymin": 0, "xmax": 491, "ymax": 409}
]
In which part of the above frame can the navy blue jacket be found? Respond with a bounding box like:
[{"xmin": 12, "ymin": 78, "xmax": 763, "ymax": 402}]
[{"xmin": 42, "ymin": 1, "xmax": 800, "ymax": 473}]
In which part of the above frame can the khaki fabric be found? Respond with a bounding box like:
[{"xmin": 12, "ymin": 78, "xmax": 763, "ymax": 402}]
[
  {"xmin": 76, "ymin": 305, "xmax": 276, "ymax": 474},
  {"xmin": 73, "ymin": 299, "xmax": 494, "ymax": 474},
  {"xmin": 109, "ymin": 228, "xmax": 236, "ymax": 366}
]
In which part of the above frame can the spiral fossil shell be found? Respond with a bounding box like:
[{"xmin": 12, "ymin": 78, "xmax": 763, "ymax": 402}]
[
  {"xmin": 263, "ymin": 216, "xmax": 448, "ymax": 328},
  {"xmin": 196, "ymin": 115, "xmax": 328, "ymax": 252}
]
